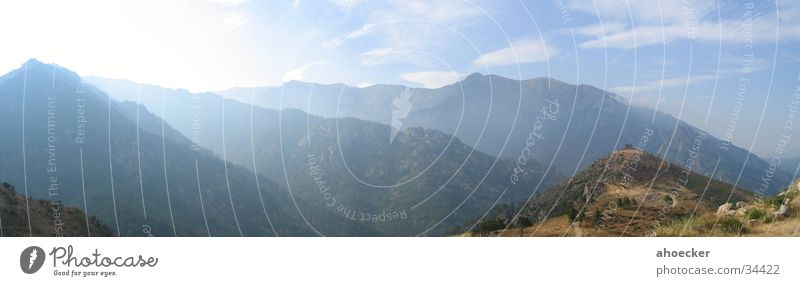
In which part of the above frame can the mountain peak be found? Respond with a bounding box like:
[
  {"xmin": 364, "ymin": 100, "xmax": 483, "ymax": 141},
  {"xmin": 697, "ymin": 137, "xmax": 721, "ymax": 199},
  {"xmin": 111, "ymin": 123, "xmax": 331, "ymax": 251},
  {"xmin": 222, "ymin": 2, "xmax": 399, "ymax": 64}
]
[
  {"xmin": 24, "ymin": 58, "xmax": 45, "ymax": 67},
  {"xmin": 597, "ymin": 147, "xmax": 671, "ymax": 183},
  {"xmin": 12, "ymin": 59, "xmax": 82, "ymax": 84},
  {"xmin": 463, "ymin": 72, "xmax": 486, "ymax": 82}
]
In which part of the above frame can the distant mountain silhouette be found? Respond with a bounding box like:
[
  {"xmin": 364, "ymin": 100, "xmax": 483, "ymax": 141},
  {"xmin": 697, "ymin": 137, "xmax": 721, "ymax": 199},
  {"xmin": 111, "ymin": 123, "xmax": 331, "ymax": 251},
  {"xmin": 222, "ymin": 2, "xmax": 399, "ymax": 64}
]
[
  {"xmin": 87, "ymin": 76, "xmax": 561, "ymax": 236},
  {"xmin": 779, "ymin": 156, "xmax": 800, "ymax": 174},
  {"xmin": 217, "ymin": 74, "xmax": 792, "ymax": 194},
  {"xmin": 0, "ymin": 60, "xmax": 317, "ymax": 236}
]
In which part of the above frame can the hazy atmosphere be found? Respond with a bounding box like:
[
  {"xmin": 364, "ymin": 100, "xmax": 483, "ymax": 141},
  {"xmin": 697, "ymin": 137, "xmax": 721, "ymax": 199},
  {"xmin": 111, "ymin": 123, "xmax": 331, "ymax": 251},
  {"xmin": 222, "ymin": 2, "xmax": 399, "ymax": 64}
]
[{"xmin": 1, "ymin": 0, "xmax": 799, "ymax": 239}]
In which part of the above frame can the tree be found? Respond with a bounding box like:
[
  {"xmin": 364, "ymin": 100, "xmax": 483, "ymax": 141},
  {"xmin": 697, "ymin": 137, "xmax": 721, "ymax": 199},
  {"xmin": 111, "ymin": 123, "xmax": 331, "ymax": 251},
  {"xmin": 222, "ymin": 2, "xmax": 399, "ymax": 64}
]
[
  {"xmin": 567, "ymin": 207, "xmax": 579, "ymax": 222},
  {"xmin": 593, "ymin": 208, "xmax": 603, "ymax": 226},
  {"xmin": 516, "ymin": 216, "xmax": 533, "ymax": 237},
  {"xmin": 474, "ymin": 218, "xmax": 505, "ymax": 236}
]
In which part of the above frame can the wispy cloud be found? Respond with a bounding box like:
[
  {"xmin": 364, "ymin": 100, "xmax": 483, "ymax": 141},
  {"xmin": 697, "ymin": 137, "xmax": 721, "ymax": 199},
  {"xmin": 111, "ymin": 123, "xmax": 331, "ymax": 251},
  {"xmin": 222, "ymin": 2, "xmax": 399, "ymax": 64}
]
[
  {"xmin": 568, "ymin": 0, "xmax": 715, "ymax": 25},
  {"xmin": 400, "ymin": 70, "xmax": 461, "ymax": 88},
  {"xmin": 571, "ymin": 0, "xmax": 800, "ymax": 49},
  {"xmin": 391, "ymin": 0, "xmax": 482, "ymax": 23},
  {"xmin": 321, "ymin": 37, "xmax": 343, "ymax": 49},
  {"xmin": 346, "ymin": 23, "xmax": 378, "ymax": 39},
  {"xmin": 472, "ymin": 39, "xmax": 555, "ymax": 67},
  {"xmin": 353, "ymin": 82, "xmax": 374, "ymax": 88},
  {"xmin": 329, "ymin": 0, "xmax": 365, "ymax": 11},
  {"xmin": 610, "ymin": 74, "xmax": 716, "ymax": 94},
  {"xmin": 358, "ymin": 47, "xmax": 395, "ymax": 65},
  {"xmin": 282, "ymin": 61, "xmax": 326, "ymax": 82},
  {"xmin": 346, "ymin": 0, "xmax": 486, "ymax": 66},
  {"xmin": 221, "ymin": 11, "xmax": 249, "ymax": 28},
  {"xmin": 208, "ymin": 0, "xmax": 251, "ymax": 6}
]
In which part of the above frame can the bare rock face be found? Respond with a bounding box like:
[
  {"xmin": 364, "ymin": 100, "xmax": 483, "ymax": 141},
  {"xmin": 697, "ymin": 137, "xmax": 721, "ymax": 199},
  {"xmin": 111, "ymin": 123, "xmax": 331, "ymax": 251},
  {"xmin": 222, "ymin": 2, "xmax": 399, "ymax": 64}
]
[
  {"xmin": 736, "ymin": 201, "xmax": 747, "ymax": 209},
  {"xmin": 717, "ymin": 203, "xmax": 733, "ymax": 216},
  {"xmin": 735, "ymin": 206, "xmax": 752, "ymax": 217},
  {"xmin": 773, "ymin": 205, "xmax": 789, "ymax": 219}
]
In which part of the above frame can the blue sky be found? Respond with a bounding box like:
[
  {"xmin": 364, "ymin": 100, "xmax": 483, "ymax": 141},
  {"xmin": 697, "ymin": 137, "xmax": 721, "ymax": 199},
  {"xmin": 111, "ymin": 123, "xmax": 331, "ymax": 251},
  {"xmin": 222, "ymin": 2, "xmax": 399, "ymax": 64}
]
[{"xmin": 1, "ymin": 0, "xmax": 799, "ymax": 156}]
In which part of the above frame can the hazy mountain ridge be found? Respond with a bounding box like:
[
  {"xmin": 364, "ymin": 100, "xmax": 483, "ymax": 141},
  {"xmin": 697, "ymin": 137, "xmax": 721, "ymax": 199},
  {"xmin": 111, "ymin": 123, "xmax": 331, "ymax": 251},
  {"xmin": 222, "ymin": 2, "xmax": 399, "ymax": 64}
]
[
  {"xmin": 780, "ymin": 157, "xmax": 800, "ymax": 173},
  {"xmin": 0, "ymin": 59, "xmax": 319, "ymax": 236},
  {"xmin": 219, "ymin": 74, "xmax": 792, "ymax": 194},
  {"xmin": 88, "ymin": 76, "xmax": 561, "ymax": 236}
]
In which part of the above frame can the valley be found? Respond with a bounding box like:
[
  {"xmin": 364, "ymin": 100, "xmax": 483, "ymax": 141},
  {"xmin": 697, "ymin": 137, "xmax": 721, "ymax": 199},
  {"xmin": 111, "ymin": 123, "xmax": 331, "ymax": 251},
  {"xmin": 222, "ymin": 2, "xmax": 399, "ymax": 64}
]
[{"xmin": 0, "ymin": 59, "xmax": 797, "ymax": 237}]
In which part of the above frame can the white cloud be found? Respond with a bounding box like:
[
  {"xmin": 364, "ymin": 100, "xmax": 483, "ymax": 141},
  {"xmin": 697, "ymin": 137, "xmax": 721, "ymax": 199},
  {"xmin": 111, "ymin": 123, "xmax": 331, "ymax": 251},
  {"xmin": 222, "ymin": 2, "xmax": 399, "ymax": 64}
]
[
  {"xmin": 329, "ymin": 0, "xmax": 364, "ymax": 11},
  {"xmin": 321, "ymin": 37, "xmax": 343, "ymax": 49},
  {"xmin": 358, "ymin": 47, "xmax": 396, "ymax": 65},
  {"xmin": 346, "ymin": 0, "xmax": 485, "ymax": 53},
  {"xmin": 578, "ymin": 20, "xmax": 800, "ymax": 49},
  {"xmin": 391, "ymin": 0, "xmax": 482, "ymax": 23},
  {"xmin": 573, "ymin": 22, "xmax": 629, "ymax": 37},
  {"xmin": 400, "ymin": 71, "xmax": 461, "ymax": 88},
  {"xmin": 221, "ymin": 11, "xmax": 249, "ymax": 28},
  {"xmin": 572, "ymin": 1, "xmax": 800, "ymax": 49},
  {"xmin": 208, "ymin": 0, "xmax": 250, "ymax": 6},
  {"xmin": 568, "ymin": 0, "xmax": 714, "ymax": 25},
  {"xmin": 610, "ymin": 74, "xmax": 716, "ymax": 94},
  {"xmin": 356, "ymin": 47, "xmax": 430, "ymax": 66},
  {"xmin": 282, "ymin": 61, "xmax": 326, "ymax": 82},
  {"xmin": 347, "ymin": 23, "xmax": 378, "ymax": 39},
  {"xmin": 353, "ymin": 82, "xmax": 374, "ymax": 88},
  {"xmin": 291, "ymin": 0, "xmax": 302, "ymax": 9},
  {"xmin": 472, "ymin": 40, "xmax": 555, "ymax": 67}
]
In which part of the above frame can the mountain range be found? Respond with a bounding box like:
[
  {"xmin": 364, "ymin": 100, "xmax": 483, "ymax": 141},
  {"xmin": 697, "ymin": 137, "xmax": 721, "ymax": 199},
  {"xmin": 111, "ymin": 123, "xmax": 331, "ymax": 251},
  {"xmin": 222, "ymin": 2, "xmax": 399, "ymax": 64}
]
[
  {"xmin": 217, "ymin": 75, "xmax": 793, "ymax": 195},
  {"xmin": 84, "ymin": 75, "xmax": 560, "ymax": 236},
  {"xmin": 0, "ymin": 60, "xmax": 314, "ymax": 237},
  {"xmin": 0, "ymin": 59, "xmax": 793, "ymax": 236}
]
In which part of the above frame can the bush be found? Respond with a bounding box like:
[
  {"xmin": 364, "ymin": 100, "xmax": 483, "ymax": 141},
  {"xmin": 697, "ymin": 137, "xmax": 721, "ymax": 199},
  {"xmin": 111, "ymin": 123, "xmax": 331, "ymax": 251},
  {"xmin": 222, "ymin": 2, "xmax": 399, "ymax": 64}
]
[
  {"xmin": 717, "ymin": 217, "xmax": 744, "ymax": 234},
  {"xmin": 593, "ymin": 208, "xmax": 603, "ymax": 226},
  {"xmin": 617, "ymin": 197, "xmax": 633, "ymax": 208},
  {"xmin": 566, "ymin": 206, "xmax": 576, "ymax": 220},
  {"xmin": 515, "ymin": 216, "xmax": 533, "ymax": 229},
  {"xmin": 763, "ymin": 196, "xmax": 783, "ymax": 208},
  {"xmin": 474, "ymin": 218, "xmax": 506, "ymax": 235},
  {"xmin": 745, "ymin": 208, "xmax": 767, "ymax": 221}
]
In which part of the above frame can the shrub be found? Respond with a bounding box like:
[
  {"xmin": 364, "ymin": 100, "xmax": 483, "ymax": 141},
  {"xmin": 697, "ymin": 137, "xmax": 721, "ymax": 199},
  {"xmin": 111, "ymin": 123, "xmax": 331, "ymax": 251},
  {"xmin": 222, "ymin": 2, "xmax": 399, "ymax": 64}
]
[
  {"xmin": 717, "ymin": 217, "xmax": 744, "ymax": 234},
  {"xmin": 745, "ymin": 208, "xmax": 767, "ymax": 221},
  {"xmin": 616, "ymin": 197, "xmax": 634, "ymax": 208},
  {"xmin": 567, "ymin": 206, "xmax": 576, "ymax": 221},
  {"xmin": 515, "ymin": 216, "xmax": 533, "ymax": 236},
  {"xmin": 474, "ymin": 218, "xmax": 505, "ymax": 235},
  {"xmin": 593, "ymin": 209, "xmax": 603, "ymax": 226},
  {"xmin": 763, "ymin": 196, "xmax": 783, "ymax": 208},
  {"xmin": 515, "ymin": 216, "xmax": 533, "ymax": 229}
]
